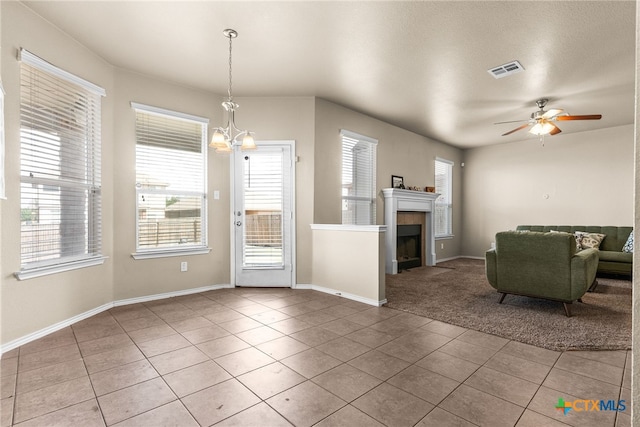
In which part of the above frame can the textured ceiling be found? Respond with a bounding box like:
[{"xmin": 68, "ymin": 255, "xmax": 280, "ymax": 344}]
[{"xmin": 22, "ymin": 1, "xmax": 637, "ymax": 148}]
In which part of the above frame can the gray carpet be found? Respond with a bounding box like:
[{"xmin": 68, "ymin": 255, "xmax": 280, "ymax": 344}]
[{"xmin": 385, "ymin": 258, "xmax": 632, "ymax": 351}]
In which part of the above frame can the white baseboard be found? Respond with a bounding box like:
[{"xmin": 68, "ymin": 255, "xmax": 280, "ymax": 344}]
[
  {"xmin": 113, "ymin": 284, "xmax": 232, "ymax": 307},
  {"xmin": 2, "ymin": 281, "xmax": 386, "ymax": 354},
  {"xmin": 0, "ymin": 284, "xmax": 233, "ymax": 354},
  {"xmin": 436, "ymin": 255, "xmax": 484, "ymax": 263},
  {"xmin": 296, "ymin": 285, "xmax": 387, "ymax": 307},
  {"xmin": 0, "ymin": 302, "xmax": 113, "ymax": 354}
]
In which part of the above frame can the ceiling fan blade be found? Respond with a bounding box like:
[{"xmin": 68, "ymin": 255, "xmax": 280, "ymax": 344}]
[
  {"xmin": 494, "ymin": 119, "xmax": 529, "ymax": 125},
  {"xmin": 555, "ymin": 114, "xmax": 602, "ymax": 121},
  {"xmin": 542, "ymin": 108, "xmax": 563, "ymax": 119},
  {"xmin": 549, "ymin": 124, "xmax": 562, "ymax": 135},
  {"xmin": 501, "ymin": 123, "xmax": 530, "ymax": 136}
]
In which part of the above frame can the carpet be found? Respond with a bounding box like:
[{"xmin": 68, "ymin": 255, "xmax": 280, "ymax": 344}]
[{"xmin": 384, "ymin": 258, "xmax": 632, "ymax": 351}]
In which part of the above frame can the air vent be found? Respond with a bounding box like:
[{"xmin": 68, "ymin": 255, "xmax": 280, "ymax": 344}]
[{"xmin": 488, "ymin": 61, "xmax": 525, "ymax": 79}]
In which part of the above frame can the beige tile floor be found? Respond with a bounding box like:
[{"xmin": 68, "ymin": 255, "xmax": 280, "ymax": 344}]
[{"xmin": 0, "ymin": 287, "xmax": 631, "ymax": 427}]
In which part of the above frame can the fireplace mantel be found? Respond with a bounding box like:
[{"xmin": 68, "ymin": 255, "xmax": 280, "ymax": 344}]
[{"xmin": 382, "ymin": 188, "xmax": 440, "ymax": 274}]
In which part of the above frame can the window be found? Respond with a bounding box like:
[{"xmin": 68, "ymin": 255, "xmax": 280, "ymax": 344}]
[
  {"xmin": 132, "ymin": 103, "xmax": 208, "ymax": 258},
  {"xmin": 18, "ymin": 49, "xmax": 106, "ymax": 279},
  {"xmin": 435, "ymin": 158, "xmax": 453, "ymax": 237},
  {"xmin": 341, "ymin": 130, "xmax": 377, "ymax": 225}
]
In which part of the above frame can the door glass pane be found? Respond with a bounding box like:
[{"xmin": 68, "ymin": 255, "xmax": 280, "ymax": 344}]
[{"xmin": 243, "ymin": 151, "xmax": 283, "ymax": 267}]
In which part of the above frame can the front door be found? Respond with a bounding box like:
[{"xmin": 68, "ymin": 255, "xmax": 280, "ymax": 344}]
[{"xmin": 232, "ymin": 141, "xmax": 295, "ymax": 287}]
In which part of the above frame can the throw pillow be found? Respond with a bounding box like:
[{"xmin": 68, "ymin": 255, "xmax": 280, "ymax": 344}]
[
  {"xmin": 623, "ymin": 230, "xmax": 634, "ymax": 253},
  {"xmin": 572, "ymin": 231, "xmax": 587, "ymax": 251},
  {"xmin": 580, "ymin": 232, "xmax": 606, "ymax": 250}
]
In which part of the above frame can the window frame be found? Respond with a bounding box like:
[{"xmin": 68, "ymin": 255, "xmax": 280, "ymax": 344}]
[
  {"xmin": 16, "ymin": 49, "xmax": 106, "ymax": 280},
  {"xmin": 130, "ymin": 102, "xmax": 210, "ymax": 259},
  {"xmin": 434, "ymin": 157, "xmax": 454, "ymax": 239},
  {"xmin": 340, "ymin": 129, "xmax": 378, "ymax": 226}
]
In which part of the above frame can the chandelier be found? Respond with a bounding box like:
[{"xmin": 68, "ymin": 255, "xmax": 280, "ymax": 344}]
[{"xmin": 209, "ymin": 29, "xmax": 256, "ymax": 153}]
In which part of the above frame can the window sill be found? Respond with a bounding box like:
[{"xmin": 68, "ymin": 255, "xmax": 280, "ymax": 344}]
[
  {"xmin": 435, "ymin": 234, "xmax": 455, "ymax": 240},
  {"xmin": 131, "ymin": 247, "xmax": 211, "ymax": 260},
  {"xmin": 15, "ymin": 256, "xmax": 108, "ymax": 281}
]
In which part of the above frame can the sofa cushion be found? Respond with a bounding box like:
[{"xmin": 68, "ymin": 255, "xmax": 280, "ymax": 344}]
[
  {"xmin": 599, "ymin": 250, "xmax": 633, "ymax": 263},
  {"xmin": 516, "ymin": 225, "xmax": 633, "ymax": 251},
  {"xmin": 623, "ymin": 230, "xmax": 634, "ymax": 253}
]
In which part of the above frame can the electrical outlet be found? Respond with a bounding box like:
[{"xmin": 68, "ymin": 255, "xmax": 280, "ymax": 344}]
[
  {"xmin": 180, "ymin": 261, "xmax": 188, "ymax": 272},
  {"xmin": 440, "ymin": 243, "xmax": 444, "ymax": 250}
]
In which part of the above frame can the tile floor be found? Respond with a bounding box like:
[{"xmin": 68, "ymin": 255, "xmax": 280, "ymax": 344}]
[{"xmin": 0, "ymin": 287, "xmax": 631, "ymax": 427}]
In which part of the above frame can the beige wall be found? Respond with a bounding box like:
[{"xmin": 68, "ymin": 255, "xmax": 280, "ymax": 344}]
[
  {"xmin": 225, "ymin": 96, "xmax": 316, "ymax": 285},
  {"xmin": 112, "ymin": 70, "xmax": 241, "ymax": 300},
  {"xmin": 111, "ymin": 69, "xmax": 231, "ymax": 300},
  {"xmin": 1, "ymin": 2, "xmax": 115, "ymax": 343},
  {"xmin": 313, "ymin": 98, "xmax": 464, "ymax": 261},
  {"xmin": 462, "ymin": 124, "xmax": 635, "ymax": 257},
  {"xmin": 311, "ymin": 226, "xmax": 386, "ymax": 303}
]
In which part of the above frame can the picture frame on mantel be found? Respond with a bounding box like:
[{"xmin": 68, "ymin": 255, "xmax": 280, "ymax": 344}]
[{"xmin": 392, "ymin": 175, "xmax": 404, "ymax": 189}]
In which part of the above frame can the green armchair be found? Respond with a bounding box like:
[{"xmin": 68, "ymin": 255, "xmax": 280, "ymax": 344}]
[{"xmin": 485, "ymin": 231, "xmax": 599, "ymax": 316}]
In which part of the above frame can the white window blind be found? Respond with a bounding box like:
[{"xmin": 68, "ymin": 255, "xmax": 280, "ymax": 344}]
[
  {"xmin": 435, "ymin": 158, "xmax": 453, "ymax": 237},
  {"xmin": 341, "ymin": 130, "xmax": 377, "ymax": 225},
  {"xmin": 132, "ymin": 103, "xmax": 208, "ymax": 254},
  {"xmin": 19, "ymin": 49, "xmax": 105, "ymax": 274}
]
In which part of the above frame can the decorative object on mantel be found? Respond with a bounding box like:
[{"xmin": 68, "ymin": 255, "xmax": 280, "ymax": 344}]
[
  {"xmin": 425, "ymin": 186, "xmax": 435, "ymax": 193},
  {"xmin": 209, "ymin": 29, "xmax": 256, "ymax": 154},
  {"xmin": 391, "ymin": 175, "xmax": 404, "ymax": 189}
]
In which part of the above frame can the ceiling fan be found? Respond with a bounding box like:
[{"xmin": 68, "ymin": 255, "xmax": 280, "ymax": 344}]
[{"xmin": 496, "ymin": 99, "xmax": 602, "ymax": 137}]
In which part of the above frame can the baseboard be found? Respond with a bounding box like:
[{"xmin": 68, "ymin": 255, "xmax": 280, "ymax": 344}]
[
  {"xmin": 0, "ymin": 302, "xmax": 113, "ymax": 354},
  {"xmin": 436, "ymin": 255, "xmax": 484, "ymax": 263},
  {"xmin": 2, "ymin": 281, "xmax": 384, "ymax": 354},
  {"xmin": 307, "ymin": 284, "xmax": 386, "ymax": 307},
  {"xmin": 1, "ymin": 283, "xmax": 233, "ymax": 355},
  {"xmin": 113, "ymin": 284, "xmax": 233, "ymax": 307}
]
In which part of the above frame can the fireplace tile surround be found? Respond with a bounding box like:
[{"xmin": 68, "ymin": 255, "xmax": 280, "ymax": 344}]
[{"xmin": 382, "ymin": 188, "xmax": 440, "ymax": 274}]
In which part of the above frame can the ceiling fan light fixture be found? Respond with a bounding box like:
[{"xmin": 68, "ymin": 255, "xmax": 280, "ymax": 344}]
[{"xmin": 529, "ymin": 120, "xmax": 555, "ymax": 136}]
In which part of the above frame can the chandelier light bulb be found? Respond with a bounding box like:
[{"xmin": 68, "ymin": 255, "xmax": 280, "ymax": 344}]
[
  {"xmin": 241, "ymin": 132, "xmax": 256, "ymax": 150},
  {"xmin": 210, "ymin": 130, "xmax": 227, "ymax": 148}
]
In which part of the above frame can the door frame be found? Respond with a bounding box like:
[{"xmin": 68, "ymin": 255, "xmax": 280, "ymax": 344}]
[{"xmin": 229, "ymin": 140, "xmax": 296, "ymax": 287}]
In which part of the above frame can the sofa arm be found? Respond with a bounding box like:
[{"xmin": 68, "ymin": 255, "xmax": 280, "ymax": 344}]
[
  {"xmin": 485, "ymin": 249, "xmax": 497, "ymax": 288},
  {"xmin": 570, "ymin": 248, "xmax": 599, "ymax": 297}
]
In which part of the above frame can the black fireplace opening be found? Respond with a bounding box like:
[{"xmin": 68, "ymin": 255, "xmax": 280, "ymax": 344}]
[{"xmin": 397, "ymin": 224, "xmax": 422, "ymax": 271}]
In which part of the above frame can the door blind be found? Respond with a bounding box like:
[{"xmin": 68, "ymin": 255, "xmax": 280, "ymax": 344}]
[
  {"xmin": 19, "ymin": 49, "xmax": 105, "ymax": 269},
  {"xmin": 243, "ymin": 151, "xmax": 284, "ymax": 267},
  {"xmin": 341, "ymin": 130, "xmax": 377, "ymax": 225}
]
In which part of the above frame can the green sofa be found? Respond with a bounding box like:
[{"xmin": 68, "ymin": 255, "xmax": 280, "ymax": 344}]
[
  {"xmin": 485, "ymin": 231, "xmax": 599, "ymax": 316},
  {"xmin": 516, "ymin": 225, "xmax": 633, "ymax": 277}
]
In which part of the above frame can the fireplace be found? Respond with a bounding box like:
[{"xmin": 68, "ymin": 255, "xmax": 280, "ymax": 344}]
[
  {"xmin": 397, "ymin": 224, "xmax": 421, "ymax": 270},
  {"xmin": 382, "ymin": 188, "xmax": 439, "ymax": 274}
]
